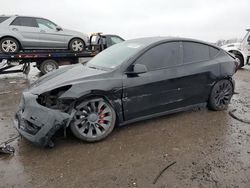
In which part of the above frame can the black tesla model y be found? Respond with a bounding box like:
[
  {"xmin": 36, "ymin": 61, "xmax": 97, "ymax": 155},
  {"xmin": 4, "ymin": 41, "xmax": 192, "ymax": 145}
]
[{"xmin": 14, "ymin": 37, "xmax": 238, "ymax": 147}]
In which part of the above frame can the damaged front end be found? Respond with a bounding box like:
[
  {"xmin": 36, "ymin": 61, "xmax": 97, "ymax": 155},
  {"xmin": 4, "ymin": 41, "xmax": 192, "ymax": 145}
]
[{"xmin": 14, "ymin": 86, "xmax": 75, "ymax": 147}]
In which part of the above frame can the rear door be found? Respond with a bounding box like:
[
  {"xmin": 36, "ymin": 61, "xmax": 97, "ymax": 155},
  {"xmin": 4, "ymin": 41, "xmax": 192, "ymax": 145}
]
[
  {"xmin": 179, "ymin": 41, "xmax": 220, "ymax": 106},
  {"xmin": 35, "ymin": 18, "xmax": 66, "ymax": 48},
  {"xmin": 122, "ymin": 41, "xmax": 185, "ymax": 120},
  {"xmin": 9, "ymin": 17, "xmax": 41, "ymax": 48}
]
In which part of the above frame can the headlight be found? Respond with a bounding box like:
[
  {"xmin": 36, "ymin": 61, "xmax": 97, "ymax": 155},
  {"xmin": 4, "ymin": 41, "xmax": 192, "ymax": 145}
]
[{"xmin": 36, "ymin": 85, "xmax": 73, "ymax": 111}]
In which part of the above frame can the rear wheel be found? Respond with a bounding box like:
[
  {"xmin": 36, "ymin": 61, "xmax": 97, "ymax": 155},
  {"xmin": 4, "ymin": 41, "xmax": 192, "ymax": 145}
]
[
  {"xmin": 39, "ymin": 59, "xmax": 59, "ymax": 74},
  {"xmin": 70, "ymin": 98, "xmax": 116, "ymax": 142},
  {"xmin": 0, "ymin": 37, "xmax": 20, "ymax": 53},
  {"xmin": 69, "ymin": 38, "xmax": 85, "ymax": 52},
  {"xmin": 208, "ymin": 79, "xmax": 233, "ymax": 111}
]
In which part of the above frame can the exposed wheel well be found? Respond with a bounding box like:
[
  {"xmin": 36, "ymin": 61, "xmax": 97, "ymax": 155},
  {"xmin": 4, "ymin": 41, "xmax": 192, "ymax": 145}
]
[
  {"xmin": 229, "ymin": 50, "xmax": 244, "ymax": 60},
  {"xmin": 228, "ymin": 50, "xmax": 243, "ymax": 56},
  {"xmin": 68, "ymin": 37, "xmax": 86, "ymax": 49},
  {"xmin": 0, "ymin": 36, "xmax": 22, "ymax": 49}
]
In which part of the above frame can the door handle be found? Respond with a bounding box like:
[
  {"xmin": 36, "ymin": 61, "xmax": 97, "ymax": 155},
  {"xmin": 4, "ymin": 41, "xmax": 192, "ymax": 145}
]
[
  {"xmin": 40, "ymin": 30, "xmax": 46, "ymax": 33},
  {"xmin": 12, "ymin": 28, "xmax": 18, "ymax": 31}
]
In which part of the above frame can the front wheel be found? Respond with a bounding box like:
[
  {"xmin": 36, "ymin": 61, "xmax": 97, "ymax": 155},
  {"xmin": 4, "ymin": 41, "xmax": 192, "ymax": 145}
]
[
  {"xmin": 208, "ymin": 79, "xmax": 233, "ymax": 111},
  {"xmin": 69, "ymin": 38, "xmax": 85, "ymax": 52},
  {"xmin": 70, "ymin": 98, "xmax": 116, "ymax": 142},
  {"xmin": 0, "ymin": 37, "xmax": 20, "ymax": 53}
]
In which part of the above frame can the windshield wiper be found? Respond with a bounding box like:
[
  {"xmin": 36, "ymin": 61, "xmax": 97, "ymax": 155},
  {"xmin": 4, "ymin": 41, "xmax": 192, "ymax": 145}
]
[
  {"xmin": 88, "ymin": 65, "xmax": 108, "ymax": 71},
  {"xmin": 89, "ymin": 66, "xmax": 98, "ymax": 69}
]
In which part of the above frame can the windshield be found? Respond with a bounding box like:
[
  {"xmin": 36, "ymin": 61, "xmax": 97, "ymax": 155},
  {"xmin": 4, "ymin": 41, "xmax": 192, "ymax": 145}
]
[
  {"xmin": 86, "ymin": 42, "xmax": 145, "ymax": 70},
  {"xmin": 0, "ymin": 17, "xmax": 9, "ymax": 23}
]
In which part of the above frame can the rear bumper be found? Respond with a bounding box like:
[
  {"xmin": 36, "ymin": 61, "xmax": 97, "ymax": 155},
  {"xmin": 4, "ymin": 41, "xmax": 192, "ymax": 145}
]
[
  {"xmin": 247, "ymin": 56, "xmax": 250, "ymax": 65},
  {"xmin": 14, "ymin": 92, "xmax": 70, "ymax": 147}
]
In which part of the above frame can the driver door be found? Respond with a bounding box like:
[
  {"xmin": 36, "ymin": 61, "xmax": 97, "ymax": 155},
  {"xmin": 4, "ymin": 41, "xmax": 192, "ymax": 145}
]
[
  {"xmin": 35, "ymin": 18, "xmax": 66, "ymax": 48},
  {"xmin": 122, "ymin": 42, "xmax": 183, "ymax": 121}
]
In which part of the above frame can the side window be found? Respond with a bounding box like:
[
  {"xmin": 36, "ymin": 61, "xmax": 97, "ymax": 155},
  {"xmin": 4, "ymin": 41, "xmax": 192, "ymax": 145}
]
[
  {"xmin": 135, "ymin": 42, "xmax": 181, "ymax": 71},
  {"xmin": 183, "ymin": 42, "xmax": 210, "ymax": 64},
  {"xmin": 209, "ymin": 46, "xmax": 220, "ymax": 58},
  {"xmin": 10, "ymin": 17, "xmax": 22, "ymax": 26},
  {"xmin": 36, "ymin": 18, "xmax": 57, "ymax": 31},
  {"xmin": 11, "ymin": 17, "xmax": 38, "ymax": 27},
  {"xmin": 0, "ymin": 17, "xmax": 9, "ymax": 23}
]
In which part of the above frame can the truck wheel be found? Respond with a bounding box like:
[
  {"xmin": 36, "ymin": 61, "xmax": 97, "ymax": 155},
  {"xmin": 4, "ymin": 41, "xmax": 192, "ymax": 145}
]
[
  {"xmin": 69, "ymin": 38, "xmax": 85, "ymax": 52},
  {"xmin": 0, "ymin": 37, "xmax": 20, "ymax": 53},
  {"xmin": 40, "ymin": 59, "xmax": 59, "ymax": 74},
  {"xmin": 235, "ymin": 54, "xmax": 244, "ymax": 68}
]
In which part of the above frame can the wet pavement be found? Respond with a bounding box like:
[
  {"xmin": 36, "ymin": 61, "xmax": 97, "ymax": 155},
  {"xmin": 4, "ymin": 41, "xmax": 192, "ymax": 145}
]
[{"xmin": 0, "ymin": 64, "xmax": 250, "ymax": 188}]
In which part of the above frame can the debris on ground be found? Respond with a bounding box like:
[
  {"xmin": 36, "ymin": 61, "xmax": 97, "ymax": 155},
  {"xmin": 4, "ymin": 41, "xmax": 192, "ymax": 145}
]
[
  {"xmin": 0, "ymin": 145, "xmax": 15, "ymax": 155},
  {"xmin": 0, "ymin": 135, "xmax": 20, "ymax": 155},
  {"xmin": 153, "ymin": 161, "xmax": 176, "ymax": 184},
  {"xmin": 229, "ymin": 109, "xmax": 250, "ymax": 124}
]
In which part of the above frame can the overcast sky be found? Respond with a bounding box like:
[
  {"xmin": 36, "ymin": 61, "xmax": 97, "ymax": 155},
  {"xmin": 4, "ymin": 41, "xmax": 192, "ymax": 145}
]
[{"xmin": 1, "ymin": 0, "xmax": 249, "ymax": 42}]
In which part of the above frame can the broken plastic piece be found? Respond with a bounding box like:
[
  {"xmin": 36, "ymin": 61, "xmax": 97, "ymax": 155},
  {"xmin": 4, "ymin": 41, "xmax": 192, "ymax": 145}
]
[{"xmin": 0, "ymin": 145, "xmax": 15, "ymax": 155}]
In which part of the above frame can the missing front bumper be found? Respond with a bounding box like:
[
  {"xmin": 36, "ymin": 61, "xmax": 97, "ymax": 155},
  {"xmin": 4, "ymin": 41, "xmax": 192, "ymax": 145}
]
[{"xmin": 14, "ymin": 92, "xmax": 70, "ymax": 147}]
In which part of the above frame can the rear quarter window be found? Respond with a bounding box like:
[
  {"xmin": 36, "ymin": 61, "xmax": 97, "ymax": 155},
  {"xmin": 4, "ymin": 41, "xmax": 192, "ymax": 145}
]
[
  {"xmin": 183, "ymin": 42, "xmax": 210, "ymax": 64},
  {"xmin": 11, "ymin": 17, "xmax": 38, "ymax": 27},
  {"xmin": 0, "ymin": 17, "xmax": 10, "ymax": 23},
  {"xmin": 209, "ymin": 46, "xmax": 220, "ymax": 58}
]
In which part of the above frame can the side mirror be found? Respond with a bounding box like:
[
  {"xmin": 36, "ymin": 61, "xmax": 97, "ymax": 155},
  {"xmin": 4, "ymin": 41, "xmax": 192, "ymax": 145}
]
[
  {"xmin": 126, "ymin": 64, "xmax": 147, "ymax": 75},
  {"xmin": 56, "ymin": 26, "xmax": 62, "ymax": 31}
]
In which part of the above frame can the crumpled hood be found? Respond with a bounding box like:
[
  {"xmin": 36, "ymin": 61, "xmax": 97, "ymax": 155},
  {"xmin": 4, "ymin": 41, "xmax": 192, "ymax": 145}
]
[{"xmin": 29, "ymin": 64, "xmax": 108, "ymax": 95}]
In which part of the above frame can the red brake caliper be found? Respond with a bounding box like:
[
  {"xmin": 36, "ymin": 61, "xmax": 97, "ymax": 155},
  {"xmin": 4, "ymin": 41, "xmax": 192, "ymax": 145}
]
[{"xmin": 99, "ymin": 109, "xmax": 105, "ymax": 124}]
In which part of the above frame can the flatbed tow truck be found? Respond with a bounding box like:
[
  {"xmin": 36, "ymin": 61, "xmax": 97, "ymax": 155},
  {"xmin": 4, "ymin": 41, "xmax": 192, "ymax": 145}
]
[{"xmin": 0, "ymin": 33, "xmax": 124, "ymax": 75}]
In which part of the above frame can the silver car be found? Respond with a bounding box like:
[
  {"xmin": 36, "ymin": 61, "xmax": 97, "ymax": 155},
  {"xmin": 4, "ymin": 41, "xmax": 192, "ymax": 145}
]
[{"xmin": 0, "ymin": 15, "xmax": 89, "ymax": 53}]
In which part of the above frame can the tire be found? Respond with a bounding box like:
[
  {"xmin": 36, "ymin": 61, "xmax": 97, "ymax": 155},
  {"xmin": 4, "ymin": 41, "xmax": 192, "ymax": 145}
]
[
  {"xmin": 69, "ymin": 38, "xmax": 85, "ymax": 52},
  {"xmin": 0, "ymin": 37, "xmax": 20, "ymax": 53},
  {"xmin": 70, "ymin": 98, "xmax": 116, "ymax": 142},
  {"xmin": 39, "ymin": 59, "xmax": 59, "ymax": 74},
  {"xmin": 208, "ymin": 79, "xmax": 233, "ymax": 111},
  {"xmin": 36, "ymin": 62, "xmax": 41, "ymax": 71},
  {"xmin": 235, "ymin": 54, "xmax": 244, "ymax": 68}
]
